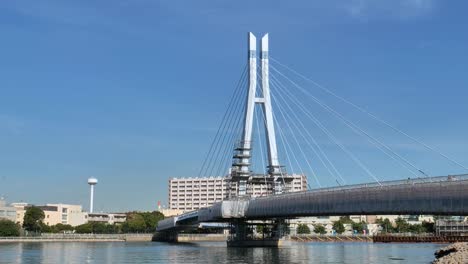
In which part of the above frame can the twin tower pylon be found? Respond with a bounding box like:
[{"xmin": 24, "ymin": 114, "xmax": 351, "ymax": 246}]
[{"xmin": 229, "ymin": 33, "xmax": 292, "ymax": 197}]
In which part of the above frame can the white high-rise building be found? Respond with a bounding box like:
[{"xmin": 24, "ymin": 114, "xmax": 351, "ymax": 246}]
[{"xmin": 168, "ymin": 174, "xmax": 308, "ymax": 212}]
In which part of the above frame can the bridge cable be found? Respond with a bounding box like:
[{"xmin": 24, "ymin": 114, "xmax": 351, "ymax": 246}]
[
  {"xmin": 211, "ymin": 70, "xmax": 249, "ymax": 177},
  {"xmin": 206, "ymin": 70, "xmax": 247, "ymax": 177},
  {"xmin": 214, "ymin": 77, "xmax": 248, "ymax": 177},
  {"xmin": 199, "ymin": 64, "xmax": 247, "ymax": 177},
  {"xmin": 270, "ymin": 77, "xmax": 347, "ymax": 185},
  {"xmin": 257, "ymin": 66, "xmax": 295, "ymax": 188},
  {"xmin": 198, "ymin": 64, "xmax": 246, "ymax": 177},
  {"xmin": 269, "ymin": 71, "xmax": 382, "ymax": 185},
  {"xmin": 272, "ymin": 75, "xmax": 425, "ymax": 183},
  {"xmin": 268, "ymin": 88, "xmax": 321, "ymax": 188},
  {"xmin": 271, "ymin": 88, "xmax": 322, "ymax": 187},
  {"xmin": 271, "ymin": 65, "xmax": 427, "ymax": 180},
  {"xmin": 271, "ymin": 57, "xmax": 468, "ymax": 172}
]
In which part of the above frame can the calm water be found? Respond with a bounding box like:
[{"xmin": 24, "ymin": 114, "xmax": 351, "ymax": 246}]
[{"xmin": 0, "ymin": 241, "xmax": 442, "ymax": 264}]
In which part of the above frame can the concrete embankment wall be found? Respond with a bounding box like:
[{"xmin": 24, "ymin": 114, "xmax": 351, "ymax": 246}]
[
  {"xmin": 0, "ymin": 234, "xmax": 153, "ymax": 243},
  {"xmin": 374, "ymin": 235, "xmax": 468, "ymax": 243},
  {"xmin": 291, "ymin": 235, "xmax": 373, "ymax": 242},
  {"xmin": 291, "ymin": 235, "xmax": 468, "ymax": 243},
  {"xmin": 176, "ymin": 234, "xmax": 228, "ymax": 242}
]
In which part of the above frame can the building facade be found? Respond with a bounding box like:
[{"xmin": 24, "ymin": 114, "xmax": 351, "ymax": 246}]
[
  {"xmin": 12, "ymin": 203, "xmax": 87, "ymax": 227},
  {"xmin": 0, "ymin": 199, "xmax": 17, "ymax": 222},
  {"xmin": 87, "ymin": 213, "xmax": 126, "ymax": 224},
  {"xmin": 168, "ymin": 174, "xmax": 308, "ymax": 212}
]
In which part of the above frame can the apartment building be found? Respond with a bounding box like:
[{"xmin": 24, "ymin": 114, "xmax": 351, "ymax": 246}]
[
  {"xmin": 168, "ymin": 174, "xmax": 308, "ymax": 212},
  {"xmin": 87, "ymin": 213, "xmax": 126, "ymax": 224},
  {"xmin": 0, "ymin": 199, "xmax": 17, "ymax": 222},
  {"xmin": 12, "ymin": 203, "xmax": 87, "ymax": 226}
]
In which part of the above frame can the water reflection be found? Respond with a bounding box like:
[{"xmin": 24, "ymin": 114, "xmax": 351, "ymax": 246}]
[{"xmin": 0, "ymin": 241, "xmax": 441, "ymax": 264}]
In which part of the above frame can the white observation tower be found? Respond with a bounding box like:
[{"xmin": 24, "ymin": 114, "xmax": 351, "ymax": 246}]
[{"xmin": 87, "ymin": 177, "xmax": 98, "ymax": 213}]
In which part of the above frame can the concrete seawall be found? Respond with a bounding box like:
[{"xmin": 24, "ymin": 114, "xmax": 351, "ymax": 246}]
[
  {"xmin": 291, "ymin": 235, "xmax": 373, "ymax": 242},
  {"xmin": 173, "ymin": 234, "xmax": 228, "ymax": 242},
  {"xmin": 0, "ymin": 234, "xmax": 153, "ymax": 243}
]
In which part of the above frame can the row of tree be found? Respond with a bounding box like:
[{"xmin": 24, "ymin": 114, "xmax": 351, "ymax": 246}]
[
  {"xmin": 376, "ymin": 217, "xmax": 434, "ymax": 234},
  {"xmin": 72, "ymin": 211, "xmax": 165, "ymax": 234},
  {"xmin": 296, "ymin": 217, "xmax": 435, "ymax": 235},
  {"xmin": 0, "ymin": 206, "xmax": 165, "ymax": 236}
]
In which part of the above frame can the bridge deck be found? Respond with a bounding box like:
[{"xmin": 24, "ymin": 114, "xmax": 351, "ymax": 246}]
[{"xmin": 157, "ymin": 175, "xmax": 468, "ymax": 231}]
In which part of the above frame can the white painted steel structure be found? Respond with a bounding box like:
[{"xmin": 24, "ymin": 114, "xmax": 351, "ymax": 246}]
[
  {"xmin": 231, "ymin": 32, "xmax": 284, "ymax": 196},
  {"xmin": 87, "ymin": 177, "xmax": 98, "ymax": 213}
]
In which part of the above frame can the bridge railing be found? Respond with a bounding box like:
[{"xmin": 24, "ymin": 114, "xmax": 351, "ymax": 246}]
[{"xmin": 252, "ymin": 174, "xmax": 468, "ymax": 199}]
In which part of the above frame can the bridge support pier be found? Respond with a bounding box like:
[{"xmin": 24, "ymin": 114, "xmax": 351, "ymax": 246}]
[
  {"xmin": 152, "ymin": 230, "xmax": 179, "ymax": 242},
  {"xmin": 227, "ymin": 219, "xmax": 290, "ymax": 247}
]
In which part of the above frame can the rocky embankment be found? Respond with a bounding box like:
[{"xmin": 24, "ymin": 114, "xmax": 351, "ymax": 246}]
[{"xmin": 433, "ymin": 243, "xmax": 468, "ymax": 263}]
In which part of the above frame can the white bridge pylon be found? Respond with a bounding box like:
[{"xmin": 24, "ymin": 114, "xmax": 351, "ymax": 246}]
[{"xmin": 230, "ymin": 33, "xmax": 287, "ymax": 197}]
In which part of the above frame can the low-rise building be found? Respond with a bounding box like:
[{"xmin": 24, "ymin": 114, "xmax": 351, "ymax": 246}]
[
  {"xmin": 12, "ymin": 203, "xmax": 87, "ymax": 227},
  {"xmin": 0, "ymin": 199, "xmax": 17, "ymax": 222},
  {"xmin": 87, "ymin": 213, "xmax": 126, "ymax": 224}
]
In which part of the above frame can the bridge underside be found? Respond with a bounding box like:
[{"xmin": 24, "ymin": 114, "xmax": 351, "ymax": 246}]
[
  {"xmin": 244, "ymin": 178, "xmax": 468, "ymax": 219},
  {"xmin": 156, "ymin": 176, "xmax": 468, "ymax": 246},
  {"xmin": 159, "ymin": 176, "xmax": 468, "ymax": 232}
]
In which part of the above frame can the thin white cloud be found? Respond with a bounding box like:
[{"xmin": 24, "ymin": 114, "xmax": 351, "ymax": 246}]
[{"xmin": 345, "ymin": 0, "xmax": 436, "ymax": 19}]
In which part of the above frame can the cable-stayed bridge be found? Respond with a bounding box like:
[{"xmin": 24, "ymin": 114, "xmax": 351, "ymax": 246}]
[{"xmin": 156, "ymin": 33, "xmax": 468, "ymax": 246}]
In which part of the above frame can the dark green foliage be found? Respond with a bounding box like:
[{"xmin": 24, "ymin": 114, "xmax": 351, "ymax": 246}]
[
  {"xmin": 139, "ymin": 211, "xmax": 164, "ymax": 232},
  {"xmin": 255, "ymin": 224, "xmax": 272, "ymax": 235},
  {"xmin": 375, "ymin": 218, "xmax": 394, "ymax": 233},
  {"xmin": 74, "ymin": 223, "xmax": 93, "ymax": 234},
  {"xmin": 422, "ymin": 221, "xmax": 435, "ymax": 233},
  {"xmin": 351, "ymin": 221, "xmax": 367, "ymax": 234},
  {"xmin": 50, "ymin": 224, "xmax": 74, "ymax": 233},
  {"xmin": 122, "ymin": 213, "xmax": 146, "ymax": 233},
  {"xmin": 339, "ymin": 216, "xmax": 354, "ymax": 224},
  {"xmin": 313, "ymin": 224, "xmax": 327, "ymax": 235},
  {"xmin": 0, "ymin": 219, "xmax": 20, "ymax": 236},
  {"xmin": 297, "ymin": 224, "xmax": 311, "ymax": 234},
  {"xmin": 332, "ymin": 221, "xmax": 345, "ymax": 234},
  {"xmin": 395, "ymin": 217, "xmax": 410, "ymax": 233},
  {"xmin": 23, "ymin": 206, "xmax": 45, "ymax": 233},
  {"xmin": 408, "ymin": 224, "xmax": 425, "ymax": 234},
  {"xmin": 74, "ymin": 222, "xmax": 120, "ymax": 234},
  {"xmin": 122, "ymin": 211, "xmax": 164, "ymax": 233},
  {"xmin": 39, "ymin": 223, "xmax": 52, "ymax": 233}
]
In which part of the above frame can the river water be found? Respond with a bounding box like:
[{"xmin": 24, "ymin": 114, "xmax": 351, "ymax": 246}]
[{"xmin": 0, "ymin": 241, "xmax": 442, "ymax": 264}]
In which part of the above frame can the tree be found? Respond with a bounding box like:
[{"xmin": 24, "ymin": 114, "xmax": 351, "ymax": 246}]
[
  {"xmin": 376, "ymin": 218, "xmax": 393, "ymax": 233},
  {"xmin": 332, "ymin": 221, "xmax": 345, "ymax": 234},
  {"xmin": 352, "ymin": 221, "xmax": 366, "ymax": 234},
  {"xmin": 92, "ymin": 222, "xmax": 107, "ymax": 234},
  {"xmin": 409, "ymin": 224, "xmax": 425, "ymax": 234},
  {"xmin": 297, "ymin": 224, "xmax": 311, "ymax": 234},
  {"xmin": 0, "ymin": 219, "xmax": 20, "ymax": 237},
  {"xmin": 40, "ymin": 223, "xmax": 52, "ymax": 233},
  {"xmin": 313, "ymin": 224, "xmax": 327, "ymax": 235},
  {"xmin": 422, "ymin": 221, "xmax": 435, "ymax": 233},
  {"xmin": 23, "ymin": 206, "xmax": 45, "ymax": 233},
  {"xmin": 75, "ymin": 223, "xmax": 93, "ymax": 234},
  {"xmin": 122, "ymin": 213, "xmax": 146, "ymax": 233},
  {"xmin": 50, "ymin": 224, "xmax": 74, "ymax": 233},
  {"xmin": 339, "ymin": 216, "xmax": 353, "ymax": 224},
  {"xmin": 395, "ymin": 218, "xmax": 410, "ymax": 233},
  {"xmin": 139, "ymin": 211, "xmax": 165, "ymax": 232}
]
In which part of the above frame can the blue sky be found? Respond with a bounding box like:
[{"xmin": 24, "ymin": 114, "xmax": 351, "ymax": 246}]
[{"xmin": 1, "ymin": 0, "xmax": 468, "ymax": 212}]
